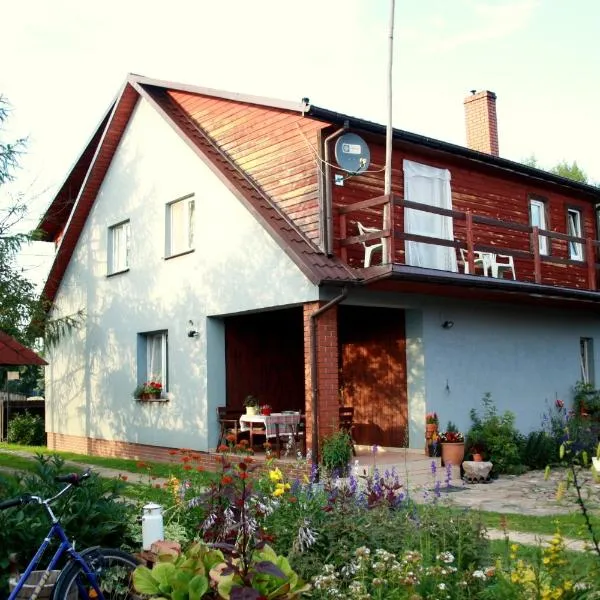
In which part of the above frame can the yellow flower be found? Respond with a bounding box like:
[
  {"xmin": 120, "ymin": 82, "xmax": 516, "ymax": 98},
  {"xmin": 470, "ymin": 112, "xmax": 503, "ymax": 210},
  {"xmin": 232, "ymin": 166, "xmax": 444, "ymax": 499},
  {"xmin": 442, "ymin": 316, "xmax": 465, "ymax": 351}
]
[
  {"xmin": 269, "ymin": 468, "xmax": 283, "ymax": 483},
  {"xmin": 273, "ymin": 487, "xmax": 284, "ymax": 497}
]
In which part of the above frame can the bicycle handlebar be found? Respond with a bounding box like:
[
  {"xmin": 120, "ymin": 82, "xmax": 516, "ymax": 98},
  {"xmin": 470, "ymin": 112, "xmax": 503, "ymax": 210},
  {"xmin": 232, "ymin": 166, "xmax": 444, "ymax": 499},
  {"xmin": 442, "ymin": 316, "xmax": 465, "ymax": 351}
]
[
  {"xmin": 54, "ymin": 468, "xmax": 92, "ymax": 485},
  {"xmin": 0, "ymin": 468, "xmax": 92, "ymax": 511},
  {"xmin": 0, "ymin": 494, "xmax": 32, "ymax": 510}
]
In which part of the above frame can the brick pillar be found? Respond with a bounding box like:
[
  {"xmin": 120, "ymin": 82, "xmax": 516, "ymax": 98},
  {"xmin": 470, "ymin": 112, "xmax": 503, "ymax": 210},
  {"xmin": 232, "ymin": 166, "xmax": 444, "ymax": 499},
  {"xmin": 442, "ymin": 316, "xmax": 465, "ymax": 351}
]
[
  {"xmin": 303, "ymin": 302, "xmax": 340, "ymax": 459},
  {"xmin": 464, "ymin": 90, "xmax": 499, "ymax": 156}
]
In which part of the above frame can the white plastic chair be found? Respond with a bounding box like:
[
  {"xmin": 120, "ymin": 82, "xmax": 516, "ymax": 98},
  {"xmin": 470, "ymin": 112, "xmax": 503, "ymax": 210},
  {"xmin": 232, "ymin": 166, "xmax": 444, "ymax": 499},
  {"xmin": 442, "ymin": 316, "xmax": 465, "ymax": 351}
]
[
  {"xmin": 458, "ymin": 249, "xmax": 492, "ymax": 276},
  {"xmin": 357, "ymin": 222, "xmax": 384, "ymax": 268},
  {"xmin": 490, "ymin": 254, "xmax": 516, "ymax": 279}
]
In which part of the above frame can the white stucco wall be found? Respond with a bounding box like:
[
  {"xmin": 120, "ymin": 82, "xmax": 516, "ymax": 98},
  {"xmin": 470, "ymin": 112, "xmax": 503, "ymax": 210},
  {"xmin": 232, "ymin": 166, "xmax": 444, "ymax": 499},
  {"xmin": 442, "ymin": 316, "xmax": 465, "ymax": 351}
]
[
  {"xmin": 343, "ymin": 289, "xmax": 600, "ymax": 449},
  {"xmin": 46, "ymin": 97, "xmax": 319, "ymax": 451}
]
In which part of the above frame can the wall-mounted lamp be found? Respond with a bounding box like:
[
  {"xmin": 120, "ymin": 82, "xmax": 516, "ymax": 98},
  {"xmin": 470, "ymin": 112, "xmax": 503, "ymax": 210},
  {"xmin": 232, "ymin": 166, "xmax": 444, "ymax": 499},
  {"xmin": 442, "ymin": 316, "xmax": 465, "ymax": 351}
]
[
  {"xmin": 187, "ymin": 330, "xmax": 199, "ymax": 338},
  {"xmin": 441, "ymin": 320, "xmax": 454, "ymax": 329}
]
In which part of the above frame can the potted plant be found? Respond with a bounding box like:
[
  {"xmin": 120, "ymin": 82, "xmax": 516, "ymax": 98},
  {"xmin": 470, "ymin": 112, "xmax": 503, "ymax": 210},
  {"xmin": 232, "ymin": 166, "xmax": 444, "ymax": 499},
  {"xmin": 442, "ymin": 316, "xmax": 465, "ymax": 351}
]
[
  {"xmin": 425, "ymin": 411, "xmax": 439, "ymax": 455},
  {"xmin": 243, "ymin": 394, "xmax": 259, "ymax": 416},
  {"xmin": 438, "ymin": 421, "xmax": 465, "ymax": 466},
  {"xmin": 573, "ymin": 381, "xmax": 600, "ymax": 419},
  {"xmin": 133, "ymin": 380, "xmax": 163, "ymax": 400},
  {"xmin": 260, "ymin": 404, "xmax": 272, "ymax": 416}
]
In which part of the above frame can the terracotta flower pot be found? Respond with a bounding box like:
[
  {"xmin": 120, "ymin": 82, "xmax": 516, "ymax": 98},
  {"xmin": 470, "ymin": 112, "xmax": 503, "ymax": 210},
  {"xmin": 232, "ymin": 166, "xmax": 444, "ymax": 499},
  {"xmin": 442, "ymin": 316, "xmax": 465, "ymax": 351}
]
[
  {"xmin": 245, "ymin": 406, "xmax": 258, "ymax": 416},
  {"xmin": 441, "ymin": 442, "xmax": 465, "ymax": 467}
]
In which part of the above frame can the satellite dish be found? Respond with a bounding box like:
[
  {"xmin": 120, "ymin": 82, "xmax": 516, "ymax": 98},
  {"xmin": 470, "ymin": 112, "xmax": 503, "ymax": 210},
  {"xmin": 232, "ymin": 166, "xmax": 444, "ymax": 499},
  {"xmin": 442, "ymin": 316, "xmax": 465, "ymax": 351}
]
[{"xmin": 334, "ymin": 133, "xmax": 370, "ymax": 174}]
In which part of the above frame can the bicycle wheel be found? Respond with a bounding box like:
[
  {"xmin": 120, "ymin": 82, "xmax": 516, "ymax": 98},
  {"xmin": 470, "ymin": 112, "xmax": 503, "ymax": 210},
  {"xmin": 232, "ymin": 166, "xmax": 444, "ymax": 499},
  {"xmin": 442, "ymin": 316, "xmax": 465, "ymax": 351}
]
[{"xmin": 53, "ymin": 547, "xmax": 139, "ymax": 599}]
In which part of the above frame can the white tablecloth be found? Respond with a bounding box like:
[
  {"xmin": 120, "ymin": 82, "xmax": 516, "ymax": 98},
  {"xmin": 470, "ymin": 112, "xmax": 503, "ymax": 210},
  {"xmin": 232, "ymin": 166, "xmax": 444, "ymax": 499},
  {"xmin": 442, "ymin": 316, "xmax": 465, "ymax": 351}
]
[{"xmin": 240, "ymin": 412, "xmax": 301, "ymax": 438}]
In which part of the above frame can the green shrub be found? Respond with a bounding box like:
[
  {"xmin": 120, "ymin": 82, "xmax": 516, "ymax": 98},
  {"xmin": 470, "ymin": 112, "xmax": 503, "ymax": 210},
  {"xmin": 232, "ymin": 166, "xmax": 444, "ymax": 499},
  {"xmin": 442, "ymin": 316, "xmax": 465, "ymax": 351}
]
[
  {"xmin": 466, "ymin": 393, "xmax": 523, "ymax": 475},
  {"xmin": 519, "ymin": 430, "xmax": 559, "ymax": 470},
  {"xmin": 320, "ymin": 430, "xmax": 353, "ymax": 476},
  {"xmin": 7, "ymin": 411, "xmax": 45, "ymax": 446},
  {"xmin": 0, "ymin": 454, "xmax": 137, "ymax": 595}
]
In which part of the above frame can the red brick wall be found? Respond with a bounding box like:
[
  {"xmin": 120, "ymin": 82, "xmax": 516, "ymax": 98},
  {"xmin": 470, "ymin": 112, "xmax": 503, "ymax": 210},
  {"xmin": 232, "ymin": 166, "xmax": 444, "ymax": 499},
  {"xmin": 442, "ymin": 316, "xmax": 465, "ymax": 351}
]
[
  {"xmin": 47, "ymin": 432, "xmax": 309, "ymax": 479},
  {"xmin": 463, "ymin": 90, "xmax": 499, "ymax": 156},
  {"xmin": 303, "ymin": 302, "xmax": 340, "ymax": 456}
]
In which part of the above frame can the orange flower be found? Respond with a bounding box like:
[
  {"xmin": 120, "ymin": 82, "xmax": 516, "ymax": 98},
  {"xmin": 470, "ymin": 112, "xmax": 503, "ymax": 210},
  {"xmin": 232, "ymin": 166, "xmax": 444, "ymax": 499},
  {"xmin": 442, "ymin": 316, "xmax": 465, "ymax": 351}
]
[
  {"xmin": 136, "ymin": 461, "xmax": 147, "ymax": 469},
  {"xmin": 181, "ymin": 455, "xmax": 192, "ymax": 463},
  {"xmin": 221, "ymin": 475, "xmax": 233, "ymax": 485},
  {"xmin": 196, "ymin": 466, "xmax": 205, "ymax": 472},
  {"xmin": 217, "ymin": 444, "xmax": 229, "ymax": 453},
  {"xmin": 239, "ymin": 472, "xmax": 249, "ymax": 480},
  {"xmin": 183, "ymin": 464, "xmax": 192, "ymax": 471},
  {"xmin": 226, "ymin": 433, "xmax": 236, "ymax": 443},
  {"xmin": 288, "ymin": 496, "xmax": 297, "ymax": 503},
  {"xmin": 245, "ymin": 457, "xmax": 254, "ymax": 463},
  {"xmin": 168, "ymin": 450, "xmax": 178, "ymax": 455},
  {"xmin": 119, "ymin": 474, "xmax": 128, "ymax": 481}
]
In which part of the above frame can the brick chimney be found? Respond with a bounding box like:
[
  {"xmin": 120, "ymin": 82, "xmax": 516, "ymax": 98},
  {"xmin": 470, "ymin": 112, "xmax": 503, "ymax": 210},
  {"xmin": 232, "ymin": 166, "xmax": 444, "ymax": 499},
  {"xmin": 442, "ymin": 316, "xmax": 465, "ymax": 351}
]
[{"xmin": 464, "ymin": 90, "xmax": 499, "ymax": 156}]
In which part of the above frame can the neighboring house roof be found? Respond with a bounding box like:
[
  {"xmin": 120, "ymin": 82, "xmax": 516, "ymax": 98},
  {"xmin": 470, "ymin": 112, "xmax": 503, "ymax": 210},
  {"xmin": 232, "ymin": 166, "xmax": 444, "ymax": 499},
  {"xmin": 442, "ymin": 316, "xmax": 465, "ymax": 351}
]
[
  {"xmin": 39, "ymin": 74, "xmax": 600, "ymax": 307},
  {"xmin": 0, "ymin": 331, "xmax": 47, "ymax": 366}
]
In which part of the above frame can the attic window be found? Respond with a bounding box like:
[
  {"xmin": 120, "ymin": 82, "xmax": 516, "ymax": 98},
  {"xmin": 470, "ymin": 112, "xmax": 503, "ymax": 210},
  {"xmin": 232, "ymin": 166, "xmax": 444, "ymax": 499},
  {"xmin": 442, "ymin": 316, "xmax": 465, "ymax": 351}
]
[
  {"xmin": 166, "ymin": 194, "xmax": 195, "ymax": 258},
  {"xmin": 107, "ymin": 220, "xmax": 130, "ymax": 275}
]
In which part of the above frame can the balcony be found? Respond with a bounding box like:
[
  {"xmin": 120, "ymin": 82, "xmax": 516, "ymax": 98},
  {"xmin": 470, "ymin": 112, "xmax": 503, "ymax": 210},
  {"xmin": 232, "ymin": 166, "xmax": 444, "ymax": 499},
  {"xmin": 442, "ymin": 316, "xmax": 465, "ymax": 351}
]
[{"xmin": 337, "ymin": 194, "xmax": 599, "ymax": 297}]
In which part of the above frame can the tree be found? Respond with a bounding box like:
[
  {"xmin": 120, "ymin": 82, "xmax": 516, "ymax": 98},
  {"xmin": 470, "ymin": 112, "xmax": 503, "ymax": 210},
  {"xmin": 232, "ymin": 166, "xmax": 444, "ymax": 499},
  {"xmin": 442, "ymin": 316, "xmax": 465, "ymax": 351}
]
[
  {"xmin": 522, "ymin": 154, "xmax": 590, "ymax": 184},
  {"xmin": 549, "ymin": 160, "xmax": 588, "ymax": 184},
  {"xmin": 0, "ymin": 96, "xmax": 37, "ymax": 343},
  {"xmin": 0, "ymin": 96, "xmax": 83, "ymax": 395}
]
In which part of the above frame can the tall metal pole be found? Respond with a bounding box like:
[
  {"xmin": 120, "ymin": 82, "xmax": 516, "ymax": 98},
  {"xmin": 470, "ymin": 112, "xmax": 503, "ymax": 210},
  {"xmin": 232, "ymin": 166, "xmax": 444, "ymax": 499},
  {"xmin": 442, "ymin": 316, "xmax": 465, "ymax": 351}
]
[
  {"xmin": 384, "ymin": 0, "xmax": 395, "ymax": 195},
  {"xmin": 382, "ymin": 0, "xmax": 395, "ymax": 263}
]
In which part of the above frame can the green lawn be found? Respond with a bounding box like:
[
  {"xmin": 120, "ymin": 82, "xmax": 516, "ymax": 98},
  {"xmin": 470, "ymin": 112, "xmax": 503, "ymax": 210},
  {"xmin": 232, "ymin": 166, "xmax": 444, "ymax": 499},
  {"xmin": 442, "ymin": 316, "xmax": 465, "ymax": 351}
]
[
  {"xmin": 0, "ymin": 442, "xmax": 180, "ymax": 478},
  {"xmin": 459, "ymin": 509, "xmax": 600, "ymax": 539}
]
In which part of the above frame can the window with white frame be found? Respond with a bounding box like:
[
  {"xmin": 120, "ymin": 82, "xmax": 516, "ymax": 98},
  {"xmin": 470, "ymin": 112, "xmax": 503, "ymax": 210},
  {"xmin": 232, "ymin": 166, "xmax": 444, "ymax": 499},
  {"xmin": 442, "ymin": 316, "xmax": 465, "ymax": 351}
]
[
  {"xmin": 580, "ymin": 337, "xmax": 594, "ymax": 385},
  {"xmin": 529, "ymin": 198, "xmax": 548, "ymax": 255},
  {"xmin": 138, "ymin": 330, "xmax": 168, "ymax": 392},
  {"xmin": 567, "ymin": 208, "xmax": 584, "ymax": 261},
  {"xmin": 166, "ymin": 194, "xmax": 195, "ymax": 257},
  {"xmin": 107, "ymin": 220, "xmax": 130, "ymax": 274}
]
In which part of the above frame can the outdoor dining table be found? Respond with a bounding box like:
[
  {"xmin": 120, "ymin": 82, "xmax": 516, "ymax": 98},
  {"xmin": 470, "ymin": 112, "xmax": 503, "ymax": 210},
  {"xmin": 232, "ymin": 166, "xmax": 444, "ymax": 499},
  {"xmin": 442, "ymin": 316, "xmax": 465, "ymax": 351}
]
[{"xmin": 239, "ymin": 412, "xmax": 302, "ymax": 455}]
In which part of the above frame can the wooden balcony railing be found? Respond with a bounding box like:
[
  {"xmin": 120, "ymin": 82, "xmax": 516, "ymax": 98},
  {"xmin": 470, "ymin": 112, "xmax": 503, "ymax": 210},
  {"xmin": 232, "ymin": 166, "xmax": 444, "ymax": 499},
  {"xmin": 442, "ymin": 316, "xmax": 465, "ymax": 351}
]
[{"xmin": 338, "ymin": 194, "xmax": 600, "ymax": 292}]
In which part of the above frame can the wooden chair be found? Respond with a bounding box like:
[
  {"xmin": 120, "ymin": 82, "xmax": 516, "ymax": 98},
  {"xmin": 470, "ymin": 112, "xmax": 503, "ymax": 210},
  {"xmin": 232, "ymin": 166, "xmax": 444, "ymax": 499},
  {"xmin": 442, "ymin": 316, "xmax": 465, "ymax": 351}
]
[
  {"xmin": 216, "ymin": 407, "xmax": 248, "ymax": 447},
  {"xmin": 339, "ymin": 406, "xmax": 357, "ymax": 456}
]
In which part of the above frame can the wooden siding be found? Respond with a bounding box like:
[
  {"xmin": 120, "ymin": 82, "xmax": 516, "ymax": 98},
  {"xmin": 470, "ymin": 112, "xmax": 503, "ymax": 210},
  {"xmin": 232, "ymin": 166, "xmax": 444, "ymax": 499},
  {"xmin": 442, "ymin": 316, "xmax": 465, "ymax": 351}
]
[
  {"xmin": 339, "ymin": 306, "xmax": 408, "ymax": 447},
  {"xmin": 333, "ymin": 139, "xmax": 598, "ymax": 291},
  {"xmin": 225, "ymin": 308, "xmax": 305, "ymax": 413},
  {"xmin": 166, "ymin": 91, "xmax": 326, "ymax": 244}
]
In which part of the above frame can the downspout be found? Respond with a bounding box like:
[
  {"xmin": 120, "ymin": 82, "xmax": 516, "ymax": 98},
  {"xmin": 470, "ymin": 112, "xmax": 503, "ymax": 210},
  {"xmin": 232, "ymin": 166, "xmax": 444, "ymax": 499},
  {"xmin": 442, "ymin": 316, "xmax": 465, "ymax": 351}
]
[
  {"xmin": 310, "ymin": 287, "xmax": 349, "ymax": 468},
  {"xmin": 323, "ymin": 123, "xmax": 349, "ymax": 256}
]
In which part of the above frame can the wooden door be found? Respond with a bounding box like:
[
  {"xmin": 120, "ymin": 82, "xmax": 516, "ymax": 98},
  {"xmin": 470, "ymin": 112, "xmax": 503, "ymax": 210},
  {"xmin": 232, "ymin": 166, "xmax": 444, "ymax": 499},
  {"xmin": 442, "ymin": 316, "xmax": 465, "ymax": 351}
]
[{"xmin": 339, "ymin": 306, "xmax": 407, "ymax": 447}]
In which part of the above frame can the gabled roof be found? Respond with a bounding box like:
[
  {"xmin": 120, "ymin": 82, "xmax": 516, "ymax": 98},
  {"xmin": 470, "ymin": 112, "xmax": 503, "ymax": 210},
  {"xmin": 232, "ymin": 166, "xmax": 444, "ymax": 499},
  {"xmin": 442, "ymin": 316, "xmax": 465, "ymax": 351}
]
[
  {"xmin": 39, "ymin": 74, "xmax": 358, "ymax": 305},
  {"xmin": 0, "ymin": 331, "xmax": 47, "ymax": 366},
  {"xmin": 39, "ymin": 74, "xmax": 600, "ymax": 307}
]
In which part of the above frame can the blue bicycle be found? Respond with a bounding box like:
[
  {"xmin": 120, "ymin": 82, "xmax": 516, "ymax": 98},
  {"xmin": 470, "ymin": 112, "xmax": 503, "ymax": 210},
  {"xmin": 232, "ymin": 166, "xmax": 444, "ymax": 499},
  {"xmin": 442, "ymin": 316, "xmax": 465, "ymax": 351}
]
[{"xmin": 0, "ymin": 468, "xmax": 139, "ymax": 599}]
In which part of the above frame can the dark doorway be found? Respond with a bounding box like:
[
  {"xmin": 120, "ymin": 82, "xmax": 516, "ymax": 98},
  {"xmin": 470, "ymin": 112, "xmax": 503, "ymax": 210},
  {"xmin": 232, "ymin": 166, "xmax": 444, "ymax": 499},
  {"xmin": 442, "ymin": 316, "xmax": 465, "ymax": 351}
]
[
  {"xmin": 339, "ymin": 306, "xmax": 408, "ymax": 447},
  {"xmin": 225, "ymin": 307, "xmax": 304, "ymax": 413}
]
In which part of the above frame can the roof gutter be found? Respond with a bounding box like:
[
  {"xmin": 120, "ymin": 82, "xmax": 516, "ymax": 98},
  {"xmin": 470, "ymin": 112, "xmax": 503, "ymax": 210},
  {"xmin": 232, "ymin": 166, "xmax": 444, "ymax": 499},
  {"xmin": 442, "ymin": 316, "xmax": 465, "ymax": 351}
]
[{"xmin": 310, "ymin": 286, "xmax": 349, "ymax": 469}]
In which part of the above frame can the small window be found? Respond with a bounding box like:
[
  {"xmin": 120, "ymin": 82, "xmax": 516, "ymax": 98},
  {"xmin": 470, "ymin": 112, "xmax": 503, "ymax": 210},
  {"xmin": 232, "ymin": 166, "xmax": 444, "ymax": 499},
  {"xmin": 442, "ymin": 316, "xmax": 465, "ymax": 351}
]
[
  {"xmin": 580, "ymin": 337, "xmax": 594, "ymax": 385},
  {"xmin": 138, "ymin": 330, "xmax": 168, "ymax": 392},
  {"xmin": 567, "ymin": 208, "xmax": 583, "ymax": 261},
  {"xmin": 166, "ymin": 194, "xmax": 195, "ymax": 257},
  {"xmin": 529, "ymin": 198, "xmax": 548, "ymax": 255},
  {"xmin": 108, "ymin": 220, "xmax": 130, "ymax": 274}
]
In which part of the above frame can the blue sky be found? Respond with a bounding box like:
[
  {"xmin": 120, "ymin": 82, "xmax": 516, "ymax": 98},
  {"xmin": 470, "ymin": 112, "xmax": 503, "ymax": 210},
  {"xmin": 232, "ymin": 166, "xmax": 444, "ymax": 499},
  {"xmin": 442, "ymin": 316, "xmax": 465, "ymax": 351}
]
[{"xmin": 2, "ymin": 0, "xmax": 599, "ymax": 282}]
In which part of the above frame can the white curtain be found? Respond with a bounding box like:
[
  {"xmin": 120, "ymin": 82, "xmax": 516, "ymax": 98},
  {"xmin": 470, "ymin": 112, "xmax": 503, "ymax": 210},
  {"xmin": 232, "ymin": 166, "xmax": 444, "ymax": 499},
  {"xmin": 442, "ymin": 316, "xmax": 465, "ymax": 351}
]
[
  {"xmin": 404, "ymin": 159, "xmax": 457, "ymax": 272},
  {"xmin": 147, "ymin": 334, "xmax": 164, "ymax": 384}
]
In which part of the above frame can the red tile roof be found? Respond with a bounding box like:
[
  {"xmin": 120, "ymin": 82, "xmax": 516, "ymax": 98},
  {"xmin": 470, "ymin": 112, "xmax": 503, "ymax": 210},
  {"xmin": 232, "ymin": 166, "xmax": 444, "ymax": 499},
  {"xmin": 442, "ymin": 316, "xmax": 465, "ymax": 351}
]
[{"xmin": 0, "ymin": 331, "xmax": 47, "ymax": 366}]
